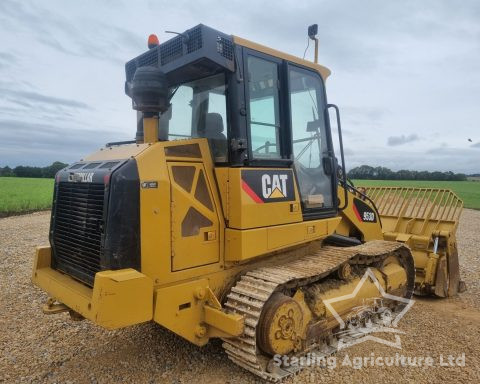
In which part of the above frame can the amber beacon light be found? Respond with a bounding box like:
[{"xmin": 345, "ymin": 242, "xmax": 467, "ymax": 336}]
[{"xmin": 147, "ymin": 34, "xmax": 159, "ymax": 49}]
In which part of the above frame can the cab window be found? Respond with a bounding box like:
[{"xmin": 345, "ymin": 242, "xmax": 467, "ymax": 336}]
[
  {"xmin": 159, "ymin": 73, "xmax": 228, "ymax": 162},
  {"xmin": 289, "ymin": 67, "xmax": 333, "ymax": 210},
  {"xmin": 246, "ymin": 56, "xmax": 281, "ymax": 159}
]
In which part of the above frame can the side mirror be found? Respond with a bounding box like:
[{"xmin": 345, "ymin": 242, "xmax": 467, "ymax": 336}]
[
  {"xmin": 322, "ymin": 156, "xmax": 335, "ymax": 176},
  {"xmin": 306, "ymin": 119, "xmax": 321, "ymax": 132},
  {"xmin": 308, "ymin": 24, "xmax": 318, "ymax": 40}
]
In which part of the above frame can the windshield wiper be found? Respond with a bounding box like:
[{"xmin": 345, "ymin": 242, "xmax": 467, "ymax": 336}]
[{"xmin": 294, "ymin": 134, "xmax": 319, "ymax": 161}]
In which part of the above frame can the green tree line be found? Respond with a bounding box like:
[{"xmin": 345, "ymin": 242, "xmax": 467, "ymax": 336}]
[
  {"xmin": 0, "ymin": 162, "xmax": 470, "ymax": 181},
  {"xmin": 347, "ymin": 165, "xmax": 467, "ymax": 181},
  {"xmin": 0, "ymin": 162, "xmax": 68, "ymax": 178}
]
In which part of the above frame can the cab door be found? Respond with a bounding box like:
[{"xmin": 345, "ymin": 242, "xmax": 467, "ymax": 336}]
[
  {"xmin": 241, "ymin": 49, "xmax": 336, "ymax": 219},
  {"xmin": 168, "ymin": 162, "xmax": 220, "ymax": 271},
  {"xmin": 288, "ymin": 65, "xmax": 336, "ymax": 219}
]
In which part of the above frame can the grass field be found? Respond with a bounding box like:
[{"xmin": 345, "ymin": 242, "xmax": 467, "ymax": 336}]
[
  {"xmin": 0, "ymin": 177, "xmax": 54, "ymax": 216},
  {"xmin": 0, "ymin": 177, "xmax": 478, "ymax": 215},
  {"xmin": 354, "ymin": 180, "xmax": 480, "ymax": 210}
]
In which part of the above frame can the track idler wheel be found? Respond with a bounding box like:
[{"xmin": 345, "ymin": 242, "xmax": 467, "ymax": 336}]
[{"xmin": 257, "ymin": 292, "xmax": 304, "ymax": 356}]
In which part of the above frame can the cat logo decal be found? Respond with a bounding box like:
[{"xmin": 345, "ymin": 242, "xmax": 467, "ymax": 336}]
[{"xmin": 241, "ymin": 170, "xmax": 295, "ymax": 204}]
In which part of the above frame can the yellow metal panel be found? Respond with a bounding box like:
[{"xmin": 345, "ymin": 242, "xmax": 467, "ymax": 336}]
[
  {"xmin": 32, "ymin": 245, "xmax": 53, "ymax": 270},
  {"xmin": 92, "ymin": 270, "xmax": 153, "ymax": 329},
  {"xmin": 143, "ymin": 116, "xmax": 159, "ymax": 143},
  {"xmin": 168, "ymin": 162, "xmax": 220, "ymax": 270},
  {"xmin": 135, "ymin": 141, "xmax": 172, "ymax": 282},
  {"xmin": 32, "ymin": 247, "xmax": 92, "ymax": 314},
  {"xmin": 267, "ymin": 223, "xmax": 305, "ymax": 249},
  {"xmin": 225, "ymin": 227, "xmax": 268, "ymax": 261},
  {"xmin": 334, "ymin": 219, "xmax": 352, "ymax": 237},
  {"xmin": 233, "ymin": 36, "xmax": 331, "ymax": 81},
  {"xmin": 32, "ymin": 247, "xmax": 153, "ymax": 330},
  {"xmin": 225, "ymin": 217, "xmax": 341, "ymax": 262},
  {"xmin": 135, "ymin": 139, "xmax": 225, "ymax": 286},
  {"xmin": 153, "ymin": 279, "xmax": 244, "ymax": 345},
  {"xmin": 424, "ymin": 253, "xmax": 439, "ymax": 284},
  {"xmin": 34, "ymin": 267, "xmax": 92, "ymax": 311},
  {"xmin": 204, "ymin": 306, "xmax": 244, "ymax": 337},
  {"xmin": 214, "ymin": 168, "xmax": 229, "ymax": 221},
  {"xmin": 306, "ymin": 220, "xmax": 328, "ymax": 239},
  {"xmin": 227, "ymin": 168, "xmax": 303, "ymax": 229},
  {"xmin": 396, "ymin": 233, "xmax": 412, "ymax": 242},
  {"xmin": 102, "ymin": 269, "xmax": 145, "ymax": 282},
  {"xmin": 337, "ymin": 186, "xmax": 383, "ymax": 241},
  {"xmin": 154, "ymin": 278, "xmax": 210, "ymax": 346},
  {"xmin": 84, "ymin": 143, "xmax": 150, "ymax": 161},
  {"xmin": 412, "ymin": 249, "xmax": 429, "ymax": 270}
]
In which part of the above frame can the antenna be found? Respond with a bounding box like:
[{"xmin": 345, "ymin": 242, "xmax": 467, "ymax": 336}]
[
  {"xmin": 307, "ymin": 24, "xmax": 319, "ymax": 64},
  {"xmin": 165, "ymin": 30, "xmax": 190, "ymax": 43}
]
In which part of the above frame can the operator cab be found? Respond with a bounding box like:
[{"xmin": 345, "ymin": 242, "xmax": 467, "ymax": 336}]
[{"xmin": 125, "ymin": 24, "xmax": 342, "ymax": 219}]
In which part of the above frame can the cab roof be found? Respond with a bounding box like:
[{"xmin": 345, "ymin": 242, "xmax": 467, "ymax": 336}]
[{"xmin": 233, "ymin": 36, "xmax": 331, "ymax": 81}]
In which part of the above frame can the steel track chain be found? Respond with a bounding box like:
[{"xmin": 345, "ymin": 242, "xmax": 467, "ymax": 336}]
[{"xmin": 222, "ymin": 240, "xmax": 414, "ymax": 381}]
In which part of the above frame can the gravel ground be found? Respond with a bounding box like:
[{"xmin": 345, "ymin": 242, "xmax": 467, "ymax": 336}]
[{"xmin": 1, "ymin": 210, "xmax": 479, "ymax": 383}]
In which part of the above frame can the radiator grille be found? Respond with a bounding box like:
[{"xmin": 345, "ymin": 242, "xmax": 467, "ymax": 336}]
[{"xmin": 52, "ymin": 182, "xmax": 105, "ymax": 285}]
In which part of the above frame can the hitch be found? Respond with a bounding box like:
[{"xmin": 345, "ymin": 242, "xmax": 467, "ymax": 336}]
[
  {"xmin": 43, "ymin": 297, "xmax": 85, "ymax": 321},
  {"xmin": 42, "ymin": 297, "xmax": 69, "ymax": 315}
]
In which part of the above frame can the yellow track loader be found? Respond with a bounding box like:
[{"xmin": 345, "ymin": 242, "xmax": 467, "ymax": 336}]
[{"xmin": 32, "ymin": 24, "xmax": 464, "ymax": 381}]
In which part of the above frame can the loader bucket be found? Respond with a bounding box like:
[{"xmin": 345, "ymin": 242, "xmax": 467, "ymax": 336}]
[{"xmin": 362, "ymin": 187, "xmax": 464, "ymax": 297}]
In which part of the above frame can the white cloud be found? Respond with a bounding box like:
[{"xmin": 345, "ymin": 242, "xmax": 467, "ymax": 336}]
[
  {"xmin": 387, "ymin": 134, "xmax": 420, "ymax": 146},
  {"xmin": 0, "ymin": 0, "xmax": 479, "ymax": 172}
]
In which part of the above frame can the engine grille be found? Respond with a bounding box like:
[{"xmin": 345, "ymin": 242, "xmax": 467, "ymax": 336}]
[{"xmin": 52, "ymin": 182, "xmax": 105, "ymax": 286}]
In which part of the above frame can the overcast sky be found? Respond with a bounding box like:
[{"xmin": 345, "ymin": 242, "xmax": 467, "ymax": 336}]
[{"xmin": 1, "ymin": 0, "xmax": 479, "ymax": 172}]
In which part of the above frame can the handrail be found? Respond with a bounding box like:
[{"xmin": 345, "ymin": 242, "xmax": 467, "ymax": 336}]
[{"xmin": 326, "ymin": 104, "xmax": 348, "ymax": 210}]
